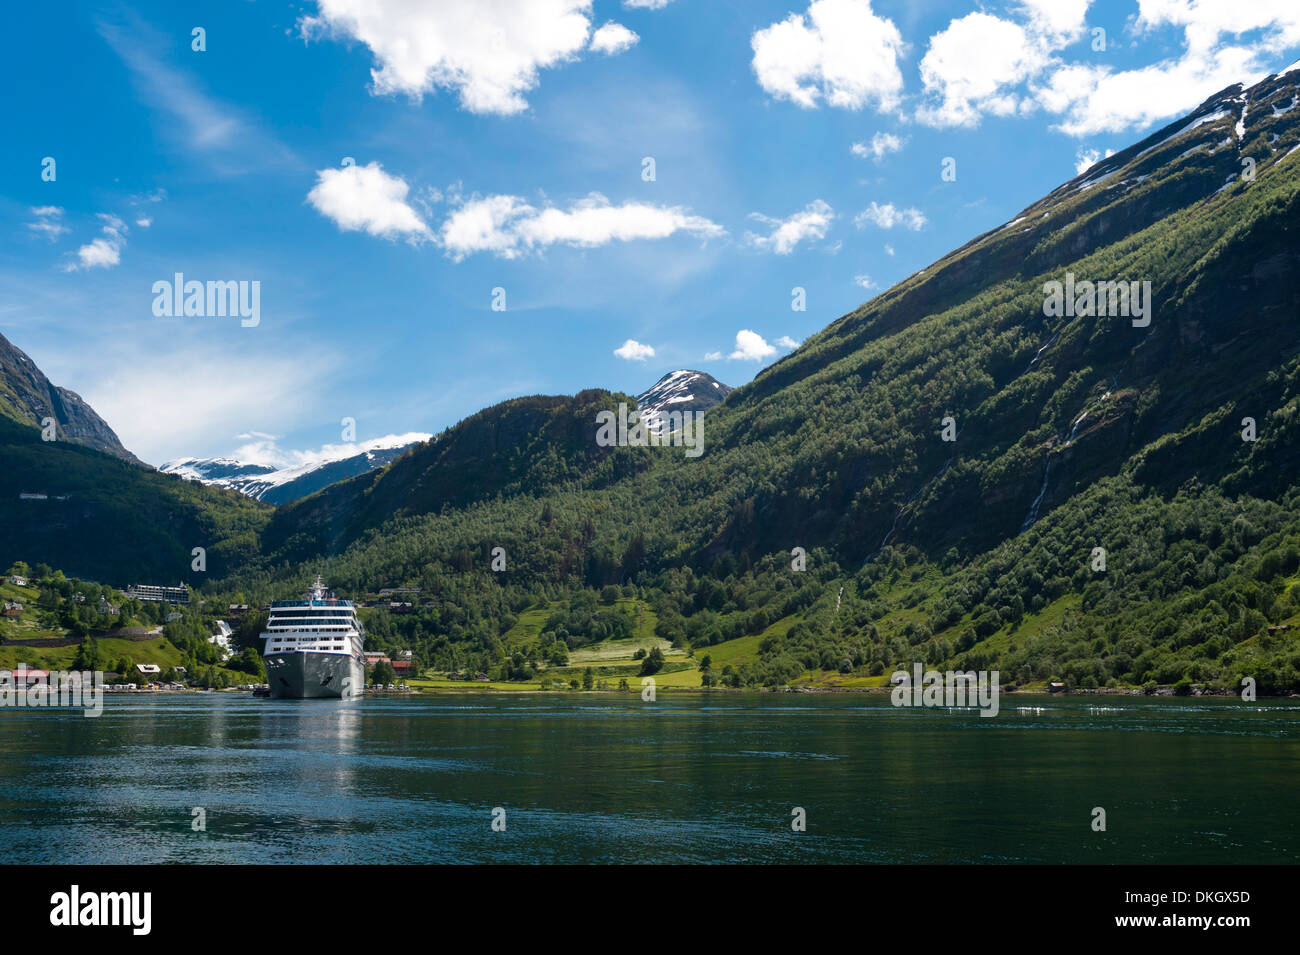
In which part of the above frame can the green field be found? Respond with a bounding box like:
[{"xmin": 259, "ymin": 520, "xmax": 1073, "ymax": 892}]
[{"xmin": 0, "ymin": 636, "xmax": 183, "ymax": 672}]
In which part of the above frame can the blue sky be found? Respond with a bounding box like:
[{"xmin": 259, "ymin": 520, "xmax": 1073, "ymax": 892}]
[{"xmin": 4, "ymin": 0, "xmax": 1299, "ymax": 466}]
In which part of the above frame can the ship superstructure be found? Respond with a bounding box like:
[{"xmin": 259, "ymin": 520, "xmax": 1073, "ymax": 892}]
[{"xmin": 262, "ymin": 576, "xmax": 365, "ymax": 699}]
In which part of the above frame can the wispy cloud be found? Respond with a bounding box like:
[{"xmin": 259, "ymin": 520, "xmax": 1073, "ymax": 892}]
[
  {"xmin": 746, "ymin": 200, "xmax": 835, "ymax": 254},
  {"xmin": 439, "ymin": 192, "xmax": 724, "ymax": 260},
  {"xmin": 26, "ymin": 207, "xmax": 68, "ymax": 241},
  {"xmin": 851, "ymin": 131, "xmax": 905, "ymax": 161},
  {"xmin": 75, "ymin": 341, "xmax": 344, "ymax": 465},
  {"xmin": 99, "ymin": 16, "xmax": 294, "ymax": 172},
  {"xmin": 854, "ymin": 201, "xmax": 925, "ymax": 230}
]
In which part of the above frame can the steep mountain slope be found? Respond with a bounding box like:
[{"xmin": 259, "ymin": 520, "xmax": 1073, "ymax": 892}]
[
  {"xmin": 259, "ymin": 390, "xmax": 641, "ymax": 563},
  {"xmin": 0, "ymin": 413, "xmax": 271, "ymax": 583},
  {"xmin": 0, "ymin": 332, "xmax": 141, "ymax": 465},
  {"xmin": 161, "ymin": 435, "xmax": 428, "ymax": 505},
  {"xmin": 255, "ymin": 68, "xmax": 1300, "ymax": 571},
  {"xmin": 711, "ymin": 69, "xmax": 1300, "ymax": 562},
  {"xmin": 635, "ymin": 370, "xmax": 732, "ymax": 432}
]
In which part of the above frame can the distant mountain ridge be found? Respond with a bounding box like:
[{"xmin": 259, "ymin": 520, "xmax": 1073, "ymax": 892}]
[
  {"xmin": 162, "ymin": 435, "xmax": 430, "ymax": 505},
  {"xmin": 0, "ymin": 332, "xmax": 141, "ymax": 465}
]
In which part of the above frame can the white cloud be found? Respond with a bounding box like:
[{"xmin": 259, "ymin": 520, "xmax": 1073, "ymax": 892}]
[
  {"xmin": 777, "ymin": 335, "xmax": 800, "ymax": 348},
  {"xmin": 74, "ymin": 239, "xmax": 121, "ymax": 269},
  {"xmin": 307, "ymin": 162, "xmax": 431, "ymax": 239},
  {"xmin": 624, "ymin": 0, "xmax": 672, "ymax": 7},
  {"xmin": 703, "ymin": 350, "xmax": 722, "ymax": 361},
  {"xmin": 917, "ymin": 12, "xmax": 1046, "ymax": 128},
  {"xmin": 851, "ymin": 131, "xmax": 904, "ymax": 161},
  {"xmin": 1074, "ymin": 146, "xmax": 1115, "ymax": 174},
  {"xmin": 729, "ymin": 329, "xmax": 778, "ymax": 361},
  {"xmin": 746, "ymin": 199, "xmax": 835, "ymax": 254},
  {"xmin": 27, "ymin": 207, "xmax": 68, "ymax": 241},
  {"xmin": 1135, "ymin": 0, "xmax": 1300, "ymax": 56},
  {"xmin": 300, "ymin": 0, "xmax": 596, "ymax": 115},
  {"xmin": 590, "ymin": 21, "xmax": 638, "ymax": 55},
  {"xmin": 136, "ymin": 217, "xmax": 153, "ymax": 228},
  {"xmin": 854, "ymin": 202, "xmax": 925, "ymax": 230},
  {"xmin": 884, "ymin": 243, "xmax": 895, "ymax": 256},
  {"xmin": 1036, "ymin": 49, "xmax": 1263, "ymax": 136},
  {"xmin": 439, "ymin": 192, "xmax": 723, "ymax": 260},
  {"xmin": 913, "ymin": 0, "xmax": 1300, "ymax": 136},
  {"xmin": 614, "ymin": 339, "xmax": 656, "ymax": 360},
  {"xmin": 752, "ymin": 0, "xmax": 905, "ymax": 111},
  {"xmin": 67, "ymin": 214, "xmax": 127, "ymax": 271},
  {"xmin": 1017, "ymin": 0, "xmax": 1092, "ymax": 42},
  {"xmin": 853, "ymin": 274, "xmax": 876, "ymax": 289}
]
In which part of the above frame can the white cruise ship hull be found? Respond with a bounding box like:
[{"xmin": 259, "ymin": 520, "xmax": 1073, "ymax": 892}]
[{"xmin": 265, "ymin": 651, "xmax": 364, "ymax": 699}]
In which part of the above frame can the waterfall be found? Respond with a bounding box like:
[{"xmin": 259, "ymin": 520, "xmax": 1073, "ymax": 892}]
[{"xmin": 1021, "ymin": 459, "xmax": 1053, "ymax": 532}]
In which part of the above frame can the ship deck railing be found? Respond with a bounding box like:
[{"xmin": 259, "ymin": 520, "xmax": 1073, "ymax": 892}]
[{"xmin": 269, "ymin": 599, "xmax": 354, "ymax": 608}]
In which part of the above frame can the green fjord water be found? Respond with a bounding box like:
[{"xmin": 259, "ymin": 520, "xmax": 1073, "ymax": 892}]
[{"xmin": 2, "ymin": 693, "xmax": 1297, "ymax": 864}]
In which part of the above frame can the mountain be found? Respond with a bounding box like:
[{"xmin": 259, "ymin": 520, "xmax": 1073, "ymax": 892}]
[
  {"xmin": 634, "ymin": 370, "xmax": 732, "ymax": 432},
  {"xmin": 161, "ymin": 435, "xmax": 429, "ymax": 506},
  {"xmin": 0, "ymin": 332, "xmax": 141, "ymax": 465},
  {"xmin": 0, "ymin": 410, "xmax": 271, "ymax": 584},
  {"xmin": 219, "ymin": 64, "xmax": 1300, "ymax": 693},
  {"xmin": 0, "ymin": 333, "xmax": 272, "ymax": 583},
  {"xmin": 259, "ymin": 390, "xmax": 636, "ymax": 563}
]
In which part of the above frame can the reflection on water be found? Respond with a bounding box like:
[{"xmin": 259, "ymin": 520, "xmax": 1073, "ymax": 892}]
[{"xmin": 0, "ymin": 693, "xmax": 1296, "ymax": 863}]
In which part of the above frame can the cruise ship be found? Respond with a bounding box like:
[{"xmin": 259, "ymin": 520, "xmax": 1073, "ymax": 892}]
[{"xmin": 262, "ymin": 576, "xmax": 365, "ymax": 699}]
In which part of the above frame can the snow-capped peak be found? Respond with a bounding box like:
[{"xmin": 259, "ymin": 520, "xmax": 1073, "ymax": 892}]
[
  {"xmin": 634, "ymin": 369, "xmax": 733, "ymax": 434},
  {"xmin": 161, "ymin": 432, "xmax": 430, "ymax": 505}
]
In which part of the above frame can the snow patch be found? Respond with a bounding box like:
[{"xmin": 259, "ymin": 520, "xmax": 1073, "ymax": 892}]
[{"xmin": 1135, "ymin": 110, "xmax": 1230, "ymax": 160}]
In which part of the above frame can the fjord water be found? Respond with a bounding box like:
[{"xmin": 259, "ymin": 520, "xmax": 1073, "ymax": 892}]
[{"xmin": 2, "ymin": 694, "xmax": 1296, "ymax": 864}]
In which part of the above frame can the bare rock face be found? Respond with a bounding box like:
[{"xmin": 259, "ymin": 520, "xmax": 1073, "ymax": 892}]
[{"xmin": 0, "ymin": 332, "xmax": 142, "ymax": 465}]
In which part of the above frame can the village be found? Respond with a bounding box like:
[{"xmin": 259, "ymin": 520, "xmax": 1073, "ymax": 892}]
[{"xmin": 0, "ymin": 564, "xmax": 427, "ymax": 695}]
